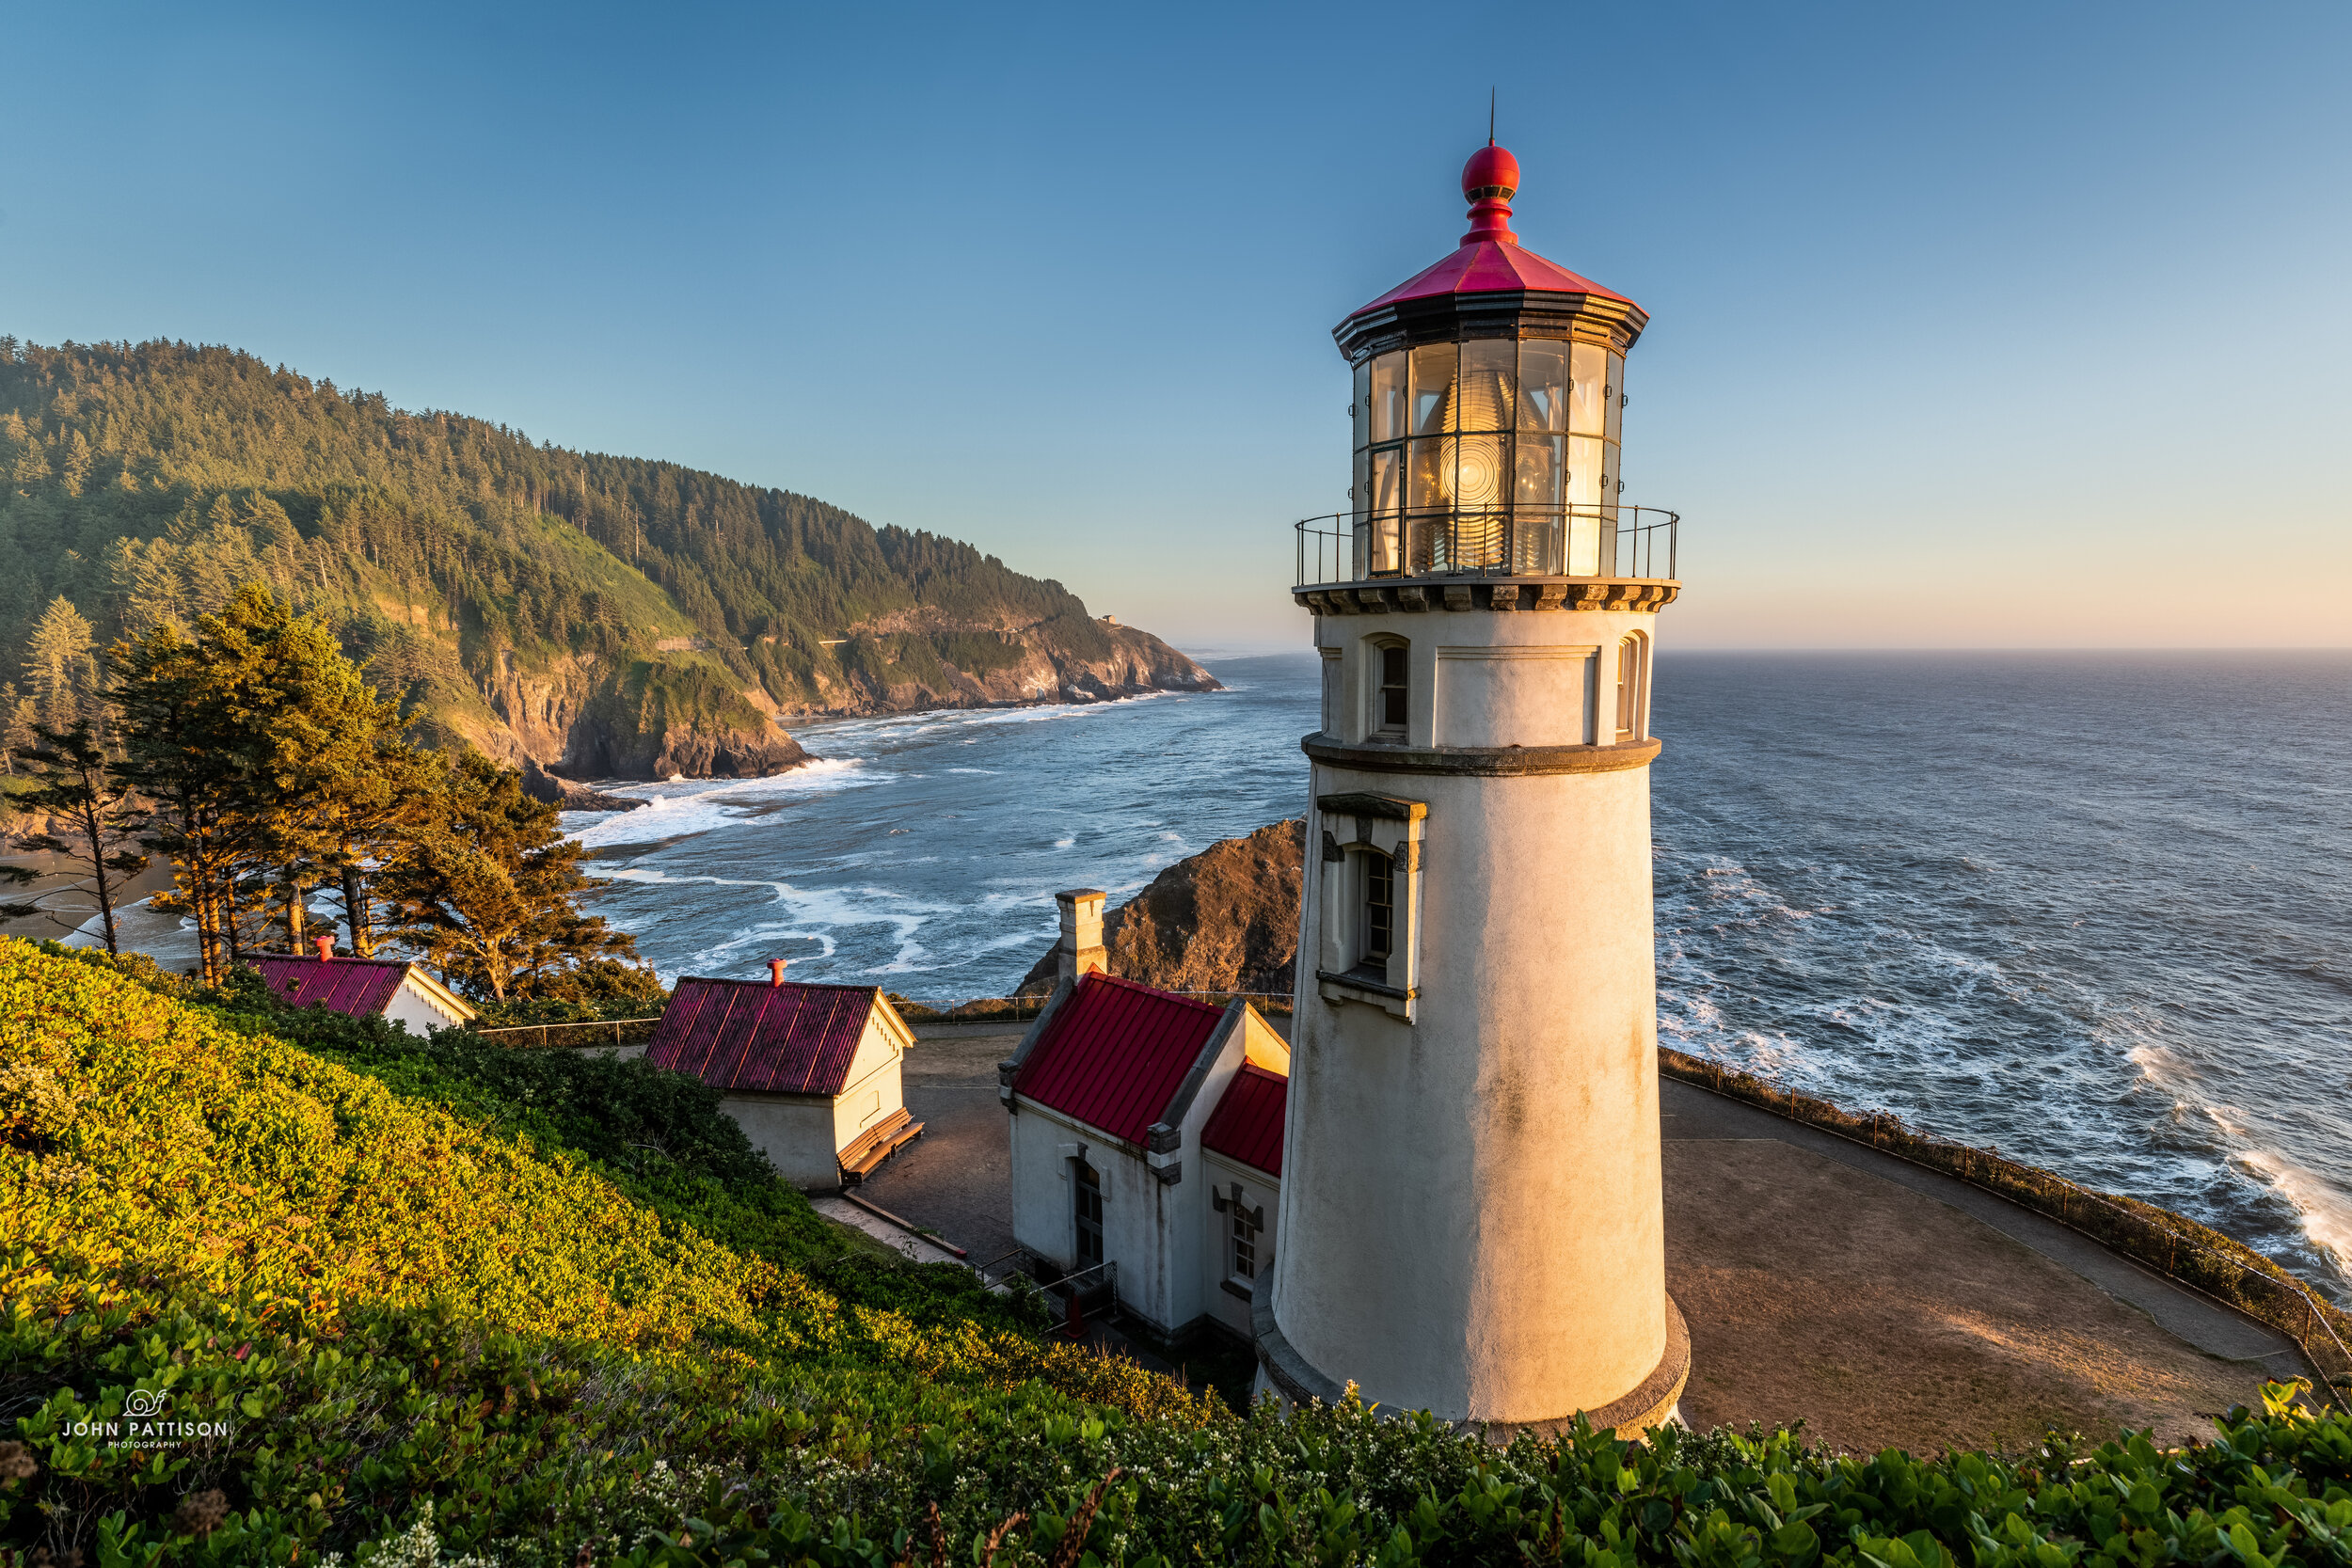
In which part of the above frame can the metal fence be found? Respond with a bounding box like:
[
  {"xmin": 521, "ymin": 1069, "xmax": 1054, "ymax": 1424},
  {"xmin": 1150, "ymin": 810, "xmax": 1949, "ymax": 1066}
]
[
  {"xmin": 1295, "ymin": 505, "xmax": 1677, "ymax": 590},
  {"xmin": 1660, "ymin": 1047, "xmax": 2352, "ymax": 1409},
  {"xmin": 892, "ymin": 990, "xmax": 1295, "ymax": 1023},
  {"xmin": 469, "ymin": 1017, "xmax": 661, "ymax": 1050}
]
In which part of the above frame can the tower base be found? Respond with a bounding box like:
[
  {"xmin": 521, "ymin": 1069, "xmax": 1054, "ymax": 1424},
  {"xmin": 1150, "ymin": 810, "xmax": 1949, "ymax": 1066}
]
[{"xmin": 1251, "ymin": 1290, "xmax": 1691, "ymax": 1441}]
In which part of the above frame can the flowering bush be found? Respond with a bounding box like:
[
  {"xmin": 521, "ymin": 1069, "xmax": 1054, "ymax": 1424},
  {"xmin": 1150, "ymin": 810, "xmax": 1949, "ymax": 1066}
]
[{"xmin": 2, "ymin": 940, "xmax": 2347, "ymax": 1566}]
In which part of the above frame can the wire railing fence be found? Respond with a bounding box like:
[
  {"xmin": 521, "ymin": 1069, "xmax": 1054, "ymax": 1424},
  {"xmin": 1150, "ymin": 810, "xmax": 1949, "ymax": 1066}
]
[
  {"xmin": 888, "ymin": 990, "xmax": 1295, "ymax": 1024},
  {"xmin": 469, "ymin": 1017, "xmax": 661, "ymax": 1050},
  {"xmin": 1295, "ymin": 505, "xmax": 1677, "ymax": 590},
  {"xmin": 1660, "ymin": 1046, "xmax": 2352, "ymax": 1410}
]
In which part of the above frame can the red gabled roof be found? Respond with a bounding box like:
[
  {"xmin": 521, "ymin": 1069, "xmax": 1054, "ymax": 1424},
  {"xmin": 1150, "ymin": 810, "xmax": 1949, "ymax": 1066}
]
[
  {"xmin": 251, "ymin": 956, "xmax": 409, "ymax": 1018},
  {"xmin": 1348, "ymin": 238, "xmax": 1634, "ymax": 319},
  {"xmin": 1200, "ymin": 1063, "xmax": 1288, "ymax": 1178},
  {"xmin": 647, "ymin": 978, "xmax": 883, "ymax": 1096},
  {"xmin": 1012, "ymin": 974, "xmax": 1225, "ymax": 1145}
]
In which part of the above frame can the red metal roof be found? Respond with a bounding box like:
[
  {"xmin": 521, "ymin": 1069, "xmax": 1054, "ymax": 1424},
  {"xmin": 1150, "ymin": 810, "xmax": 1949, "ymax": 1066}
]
[
  {"xmin": 646, "ymin": 978, "xmax": 882, "ymax": 1096},
  {"xmin": 251, "ymin": 956, "xmax": 409, "ymax": 1018},
  {"xmin": 1345, "ymin": 142, "xmax": 1636, "ymax": 321},
  {"xmin": 1012, "ymin": 974, "xmax": 1225, "ymax": 1145},
  {"xmin": 1200, "ymin": 1063, "xmax": 1288, "ymax": 1178}
]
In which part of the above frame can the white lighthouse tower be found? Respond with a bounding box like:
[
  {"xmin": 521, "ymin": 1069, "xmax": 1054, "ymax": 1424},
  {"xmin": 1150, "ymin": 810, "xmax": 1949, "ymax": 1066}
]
[{"xmin": 1254, "ymin": 140, "xmax": 1687, "ymax": 1435}]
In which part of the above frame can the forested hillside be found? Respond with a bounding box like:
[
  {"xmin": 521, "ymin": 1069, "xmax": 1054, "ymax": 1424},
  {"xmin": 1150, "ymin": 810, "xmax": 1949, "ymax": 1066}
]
[{"xmin": 0, "ymin": 339, "xmax": 1212, "ymax": 777}]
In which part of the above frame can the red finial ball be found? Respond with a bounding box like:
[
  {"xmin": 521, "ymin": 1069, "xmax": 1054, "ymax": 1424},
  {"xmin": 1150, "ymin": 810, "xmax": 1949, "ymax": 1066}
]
[
  {"xmin": 1459, "ymin": 143, "xmax": 1520, "ymax": 245},
  {"xmin": 1462, "ymin": 143, "xmax": 1519, "ymax": 199}
]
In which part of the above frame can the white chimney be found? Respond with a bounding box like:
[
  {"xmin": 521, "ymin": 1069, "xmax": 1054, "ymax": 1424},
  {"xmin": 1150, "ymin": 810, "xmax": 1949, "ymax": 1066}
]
[{"xmin": 1055, "ymin": 889, "xmax": 1108, "ymax": 988}]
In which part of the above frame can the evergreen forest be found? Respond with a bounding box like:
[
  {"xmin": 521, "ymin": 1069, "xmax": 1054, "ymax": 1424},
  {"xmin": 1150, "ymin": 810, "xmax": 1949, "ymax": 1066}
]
[{"xmin": 0, "ymin": 338, "xmax": 1203, "ymax": 770}]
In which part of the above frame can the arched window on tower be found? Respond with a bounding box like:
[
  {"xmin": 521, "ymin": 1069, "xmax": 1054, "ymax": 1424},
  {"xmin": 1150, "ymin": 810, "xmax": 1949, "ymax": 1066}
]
[
  {"xmin": 1614, "ymin": 634, "xmax": 1647, "ymax": 742},
  {"xmin": 1371, "ymin": 639, "xmax": 1408, "ymax": 739}
]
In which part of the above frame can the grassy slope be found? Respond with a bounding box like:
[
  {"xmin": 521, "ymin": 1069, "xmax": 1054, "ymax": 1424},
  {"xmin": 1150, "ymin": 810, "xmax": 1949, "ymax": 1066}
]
[{"xmin": 1, "ymin": 943, "xmax": 2346, "ymax": 1568}]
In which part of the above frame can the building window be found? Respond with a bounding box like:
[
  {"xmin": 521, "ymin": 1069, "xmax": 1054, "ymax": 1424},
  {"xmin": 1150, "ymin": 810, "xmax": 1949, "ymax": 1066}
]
[
  {"xmin": 1362, "ymin": 848, "xmax": 1394, "ymax": 968},
  {"xmin": 1230, "ymin": 1206, "xmax": 1261, "ymax": 1283},
  {"xmin": 1615, "ymin": 634, "xmax": 1645, "ymax": 742},
  {"xmin": 1374, "ymin": 641, "xmax": 1408, "ymax": 736},
  {"xmin": 1073, "ymin": 1158, "xmax": 1104, "ymax": 1268}
]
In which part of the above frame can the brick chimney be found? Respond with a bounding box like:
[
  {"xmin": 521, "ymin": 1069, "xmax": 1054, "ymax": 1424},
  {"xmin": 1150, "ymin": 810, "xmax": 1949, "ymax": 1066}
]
[
  {"xmin": 770, "ymin": 958, "xmax": 789, "ymax": 987},
  {"xmin": 313, "ymin": 934, "xmax": 335, "ymax": 962},
  {"xmin": 1055, "ymin": 889, "xmax": 1108, "ymax": 989}
]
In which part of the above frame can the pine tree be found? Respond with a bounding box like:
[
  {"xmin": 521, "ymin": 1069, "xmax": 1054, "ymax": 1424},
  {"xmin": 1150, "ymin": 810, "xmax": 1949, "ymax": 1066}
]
[
  {"xmin": 378, "ymin": 749, "xmax": 647, "ymax": 1003},
  {"xmin": 23, "ymin": 596, "xmax": 97, "ymax": 733},
  {"xmin": 109, "ymin": 623, "xmax": 260, "ymax": 986},
  {"xmin": 0, "ymin": 685, "xmax": 31, "ymax": 774},
  {"xmin": 2, "ymin": 721, "xmax": 151, "ymax": 953},
  {"xmin": 191, "ymin": 585, "xmax": 407, "ymax": 953}
]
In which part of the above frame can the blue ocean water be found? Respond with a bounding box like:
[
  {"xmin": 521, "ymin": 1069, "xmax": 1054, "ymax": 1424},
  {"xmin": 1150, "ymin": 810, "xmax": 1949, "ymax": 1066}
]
[{"xmin": 566, "ymin": 648, "xmax": 2352, "ymax": 1298}]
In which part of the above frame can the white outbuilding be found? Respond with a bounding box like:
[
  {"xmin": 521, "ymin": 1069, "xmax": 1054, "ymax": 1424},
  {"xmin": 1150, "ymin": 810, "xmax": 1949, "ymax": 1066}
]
[
  {"xmin": 646, "ymin": 972, "xmax": 925, "ymax": 1190},
  {"xmin": 253, "ymin": 942, "xmax": 477, "ymax": 1036},
  {"xmin": 1000, "ymin": 892, "xmax": 1289, "ymax": 1345}
]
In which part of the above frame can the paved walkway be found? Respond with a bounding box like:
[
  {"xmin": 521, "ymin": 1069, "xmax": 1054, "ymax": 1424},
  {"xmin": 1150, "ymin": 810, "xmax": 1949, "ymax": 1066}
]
[
  {"xmin": 1661, "ymin": 1077, "xmax": 2306, "ymax": 1450},
  {"xmin": 850, "ymin": 1020, "xmax": 2310, "ymax": 1450}
]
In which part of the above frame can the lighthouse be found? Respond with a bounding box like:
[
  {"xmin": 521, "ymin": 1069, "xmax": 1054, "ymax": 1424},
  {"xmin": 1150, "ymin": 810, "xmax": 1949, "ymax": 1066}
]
[{"xmin": 1255, "ymin": 139, "xmax": 1687, "ymax": 1435}]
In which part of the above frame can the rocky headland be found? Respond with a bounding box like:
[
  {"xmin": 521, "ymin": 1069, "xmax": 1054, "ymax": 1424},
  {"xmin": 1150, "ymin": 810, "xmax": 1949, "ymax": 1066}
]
[{"xmin": 1017, "ymin": 818, "xmax": 1304, "ymax": 996}]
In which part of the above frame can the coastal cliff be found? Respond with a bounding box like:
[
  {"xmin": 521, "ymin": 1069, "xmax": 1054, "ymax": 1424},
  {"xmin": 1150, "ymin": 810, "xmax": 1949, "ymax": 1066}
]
[
  {"xmin": 1018, "ymin": 818, "xmax": 1305, "ymax": 996},
  {"xmin": 0, "ymin": 340, "xmax": 1215, "ymax": 784}
]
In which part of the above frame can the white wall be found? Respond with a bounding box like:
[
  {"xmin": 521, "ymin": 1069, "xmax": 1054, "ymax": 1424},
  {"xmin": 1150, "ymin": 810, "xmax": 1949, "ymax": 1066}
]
[
  {"xmin": 1276, "ymin": 602, "xmax": 1669, "ymax": 1429},
  {"xmin": 385, "ymin": 976, "xmax": 469, "ymax": 1037},
  {"xmin": 722, "ymin": 1094, "xmax": 844, "ymax": 1190},
  {"xmin": 1200, "ymin": 1150, "xmax": 1279, "ymax": 1340},
  {"xmin": 830, "ymin": 1015, "xmax": 907, "ymax": 1148}
]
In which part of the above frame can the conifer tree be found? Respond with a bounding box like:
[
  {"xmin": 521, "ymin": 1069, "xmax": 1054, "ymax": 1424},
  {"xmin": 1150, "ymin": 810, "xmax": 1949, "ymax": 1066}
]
[
  {"xmin": 2, "ymin": 721, "xmax": 150, "ymax": 954},
  {"xmin": 109, "ymin": 624, "xmax": 259, "ymax": 986},
  {"xmin": 378, "ymin": 749, "xmax": 647, "ymax": 1003},
  {"xmin": 23, "ymin": 596, "xmax": 97, "ymax": 733},
  {"xmin": 0, "ymin": 685, "xmax": 32, "ymax": 774}
]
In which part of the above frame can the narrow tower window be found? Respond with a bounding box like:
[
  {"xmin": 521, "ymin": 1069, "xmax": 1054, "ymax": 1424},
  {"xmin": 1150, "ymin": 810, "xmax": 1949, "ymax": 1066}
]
[
  {"xmin": 1362, "ymin": 848, "xmax": 1395, "ymax": 967},
  {"xmin": 1615, "ymin": 635, "xmax": 1645, "ymax": 742},
  {"xmin": 1375, "ymin": 642, "xmax": 1408, "ymax": 736},
  {"xmin": 1230, "ymin": 1206, "xmax": 1260, "ymax": 1283},
  {"xmin": 1073, "ymin": 1159, "xmax": 1104, "ymax": 1268}
]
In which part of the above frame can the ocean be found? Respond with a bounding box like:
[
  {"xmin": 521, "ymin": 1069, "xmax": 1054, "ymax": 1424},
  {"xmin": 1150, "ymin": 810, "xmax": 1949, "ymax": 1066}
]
[
  {"xmin": 83, "ymin": 647, "xmax": 2352, "ymax": 1299},
  {"xmin": 562, "ymin": 648, "xmax": 2352, "ymax": 1300}
]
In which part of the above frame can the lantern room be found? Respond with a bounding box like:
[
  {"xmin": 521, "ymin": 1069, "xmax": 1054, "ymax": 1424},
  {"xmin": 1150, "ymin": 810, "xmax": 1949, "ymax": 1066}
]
[{"xmin": 1305, "ymin": 142, "xmax": 1674, "ymax": 589}]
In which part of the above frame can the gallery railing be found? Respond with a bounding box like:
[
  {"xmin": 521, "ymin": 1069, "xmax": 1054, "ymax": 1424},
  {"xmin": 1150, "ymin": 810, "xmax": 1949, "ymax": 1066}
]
[
  {"xmin": 1295, "ymin": 504, "xmax": 1677, "ymax": 590},
  {"xmin": 1661, "ymin": 1047, "xmax": 2352, "ymax": 1411}
]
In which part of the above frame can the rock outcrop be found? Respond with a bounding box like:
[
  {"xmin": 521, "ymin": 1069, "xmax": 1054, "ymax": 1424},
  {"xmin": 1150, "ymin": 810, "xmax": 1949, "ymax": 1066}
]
[
  {"xmin": 1018, "ymin": 819, "xmax": 1305, "ymax": 997},
  {"xmin": 770, "ymin": 611, "xmax": 1219, "ymax": 721}
]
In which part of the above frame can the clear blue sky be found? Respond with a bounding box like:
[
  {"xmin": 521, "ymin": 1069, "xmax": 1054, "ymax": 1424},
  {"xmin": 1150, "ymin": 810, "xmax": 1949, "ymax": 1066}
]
[{"xmin": 5, "ymin": 2, "xmax": 2347, "ymax": 650}]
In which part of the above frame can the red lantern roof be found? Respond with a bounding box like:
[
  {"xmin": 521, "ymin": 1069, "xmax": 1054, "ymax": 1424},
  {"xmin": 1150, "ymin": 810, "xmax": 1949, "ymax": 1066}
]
[{"xmin": 1344, "ymin": 141, "xmax": 1638, "ymax": 322}]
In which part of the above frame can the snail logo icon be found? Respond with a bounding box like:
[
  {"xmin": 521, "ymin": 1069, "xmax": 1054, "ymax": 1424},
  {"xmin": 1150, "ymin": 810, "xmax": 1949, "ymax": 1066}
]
[{"xmin": 64, "ymin": 1386, "xmax": 234, "ymax": 1447}]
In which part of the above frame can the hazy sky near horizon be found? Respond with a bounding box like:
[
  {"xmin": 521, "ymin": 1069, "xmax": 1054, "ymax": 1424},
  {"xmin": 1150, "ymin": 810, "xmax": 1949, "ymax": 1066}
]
[{"xmin": 4, "ymin": 2, "xmax": 2348, "ymax": 651}]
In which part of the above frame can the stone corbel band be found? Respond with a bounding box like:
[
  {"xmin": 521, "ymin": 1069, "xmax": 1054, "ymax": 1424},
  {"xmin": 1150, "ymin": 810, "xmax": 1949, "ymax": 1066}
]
[{"xmin": 1304, "ymin": 733, "xmax": 1661, "ymax": 777}]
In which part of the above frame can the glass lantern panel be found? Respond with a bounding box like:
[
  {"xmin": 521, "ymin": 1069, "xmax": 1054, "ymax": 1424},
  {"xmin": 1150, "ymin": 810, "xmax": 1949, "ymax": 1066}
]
[
  {"xmin": 1606, "ymin": 352, "xmax": 1625, "ymax": 446},
  {"xmin": 1455, "ymin": 433, "xmax": 1508, "ymax": 513},
  {"xmin": 1458, "ymin": 340, "xmax": 1516, "ymax": 433},
  {"xmin": 1569, "ymin": 342, "xmax": 1610, "ymax": 436},
  {"xmin": 1516, "ymin": 433, "xmax": 1564, "ymax": 572},
  {"xmin": 1567, "ymin": 434, "xmax": 1605, "ymax": 574},
  {"xmin": 1369, "ymin": 353, "xmax": 1407, "ymax": 444},
  {"xmin": 1410, "ymin": 343, "xmax": 1457, "ymax": 436},
  {"xmin": 1407, "ymin": 436, "xmax": 1454, "ymax": 514},
  {"xmin": 1353, "ymin": 360, "xmax": 1370, "ymax": 452},
  {"xmin": 1368, "ymin": 450, "xmax": 1404, "ymax": 574},
  {"xmin": 1519, "ymin": 341, "xmax": 1568, "ymax": 431}
]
